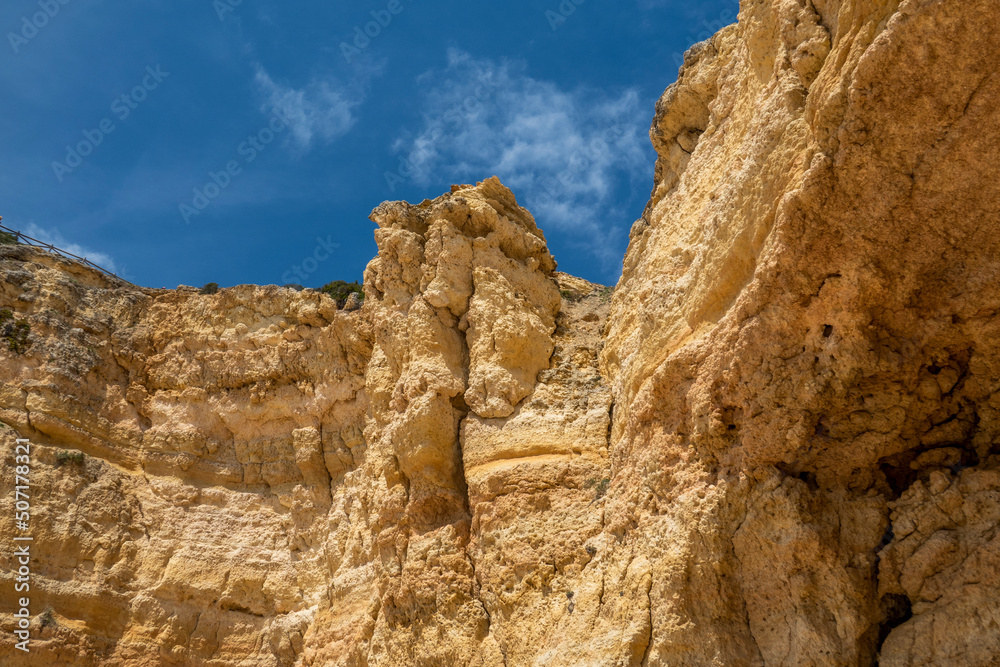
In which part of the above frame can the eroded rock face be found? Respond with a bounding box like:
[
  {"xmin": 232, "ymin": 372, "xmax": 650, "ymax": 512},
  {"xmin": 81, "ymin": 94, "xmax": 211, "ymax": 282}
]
[
  {"xmin": 603, "ymin": 0, "xmax": 1000, "ymax": 664},
  {"xmin": 876, "ymin": 467, "xmax": 1000, "ymax": 666},
  {"xmin": 0, "ymin": 246, "xmax": 371, "ymax": 665},
  {"xmin": 336, "ymin": 177, "xmax": 563, "ymax": 666},
  {"xmin": 0, "ymin": 179, "xmax": 614, "ymax": 666},
  {"xmin": 1, "ymin": 0, "xmax": 999, "ymax": 664}
]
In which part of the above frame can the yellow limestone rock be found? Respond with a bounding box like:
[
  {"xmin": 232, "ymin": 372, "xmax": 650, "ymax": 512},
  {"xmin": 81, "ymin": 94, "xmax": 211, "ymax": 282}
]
[
  {"xmin": 0, "ymin": 246, "xmax": 371, "ymax": 666},
  {"xmin": 602, "ymin": 0, "xmax": 1000, "ymax": 664},
  {"xmin": 2, "ymin": 0, "xmax": 1000, "ymax": 664}
]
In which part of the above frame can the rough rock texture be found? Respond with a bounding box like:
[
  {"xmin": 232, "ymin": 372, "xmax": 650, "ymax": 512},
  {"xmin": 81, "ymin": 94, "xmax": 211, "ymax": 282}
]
[
  {"xmin": 0, "ymin": 244, "xmax": 371, "ymax": 665},
  {"xmin": 302, "ymin": 178, "xmax": 613, "ymax": 667},
  {"xmin": 0, "ymin": 181, "xmax": 614, "ymax": 666},
  {"xmin": 604, "ymin": 0, "xmax": 1000, "ymax": 664},
  {"xmin": 2, "ymin": 0, "xmax": 999, "ymax": 664}
]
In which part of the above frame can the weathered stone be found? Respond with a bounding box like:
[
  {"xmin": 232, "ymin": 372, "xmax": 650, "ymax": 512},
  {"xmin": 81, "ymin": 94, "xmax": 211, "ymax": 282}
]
[{"xmin": 2, "ymin": 1, "xmax": 999, "ymax": 664}]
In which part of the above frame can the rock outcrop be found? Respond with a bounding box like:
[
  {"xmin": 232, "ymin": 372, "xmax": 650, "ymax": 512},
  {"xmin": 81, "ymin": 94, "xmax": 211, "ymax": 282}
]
[
  {"xmin": 0, "ymin": 180, "xmax": 615, "ymax": 666},
  {"xmin": 0, "ymin": 244, "xmax": 371, "ymax": 665},
  {"xmin": 2, "ymin": 0, "xmax": 999, "ymax": 665},
  {"xmin": 604, "ymin": 0, "xmax": 1000, "ymax": 663}
]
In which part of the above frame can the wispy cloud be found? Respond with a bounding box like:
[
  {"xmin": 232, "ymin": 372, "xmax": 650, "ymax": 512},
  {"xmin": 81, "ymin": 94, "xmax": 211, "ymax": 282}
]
[
  {"xmin": 390, "ymin": 49, "xmax": 648, "ymax": 267},
  {"xmin": 21, "ymin": 222, "xmax": 119, "ymax": 274},
  {"xmin": 253, "ymin": 66, "xmax": 363, "ymax": 151}
]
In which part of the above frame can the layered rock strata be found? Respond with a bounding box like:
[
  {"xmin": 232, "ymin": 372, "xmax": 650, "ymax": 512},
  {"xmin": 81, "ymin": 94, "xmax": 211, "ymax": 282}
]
[{"xmin": 2, "ymin": 0, "xmax": 999, "ymax": 664}]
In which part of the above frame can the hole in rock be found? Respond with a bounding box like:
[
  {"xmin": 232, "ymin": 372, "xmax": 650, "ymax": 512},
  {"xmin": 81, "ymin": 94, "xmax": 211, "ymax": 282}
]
[{"xmin": 876, "ymin": 594, "xmax": 913, "ymax": 651}]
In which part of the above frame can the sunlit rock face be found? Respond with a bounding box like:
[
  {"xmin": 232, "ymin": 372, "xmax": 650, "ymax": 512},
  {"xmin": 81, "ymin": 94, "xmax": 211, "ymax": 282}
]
[
  {"xmin": 2, "ymin": 0, "xmax": 1000, "ymax": 664},
  {"xmin": 602, "ymin": 0, "xmax": 1000, "ymax": 664},
  {"xmin": 0, "ymin": 243, "xmax": 373, "ymax": 666}
]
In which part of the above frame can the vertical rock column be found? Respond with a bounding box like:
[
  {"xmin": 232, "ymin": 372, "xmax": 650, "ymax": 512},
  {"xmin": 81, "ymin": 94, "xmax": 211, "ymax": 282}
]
[{"xmin": 361, "ymin": 177, "xmax": 560, "ymax": 665}]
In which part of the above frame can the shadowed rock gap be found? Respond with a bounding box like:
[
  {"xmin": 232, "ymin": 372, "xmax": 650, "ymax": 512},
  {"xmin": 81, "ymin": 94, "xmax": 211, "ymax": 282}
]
[{"xmin": 2, "ymin": 0, "xmax": 1000, "ymax": 664}]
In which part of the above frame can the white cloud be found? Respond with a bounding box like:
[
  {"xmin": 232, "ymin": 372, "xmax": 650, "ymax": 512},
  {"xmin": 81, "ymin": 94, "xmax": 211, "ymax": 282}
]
[
  {"xmin": 254, "ymin": 66, "xmax": 361, "ymax": 151},
  {"xmin": 21, "ymin": 223, "xmax": 119, "ymax": 274},
  {"xmin": 390, "ymin": 49, "xmax": 649, "ymax": 267}
]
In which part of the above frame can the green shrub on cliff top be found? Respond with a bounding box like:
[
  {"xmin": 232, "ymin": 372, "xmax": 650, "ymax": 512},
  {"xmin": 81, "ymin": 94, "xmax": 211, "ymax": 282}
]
[{"xmin": 320, "ymin": 280, "xmax": 364, "ymax": 306}]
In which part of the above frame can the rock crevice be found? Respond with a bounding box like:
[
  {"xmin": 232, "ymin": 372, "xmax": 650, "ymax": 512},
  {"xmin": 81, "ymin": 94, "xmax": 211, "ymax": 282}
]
[{"xmin": 2, "ymin": 0, "xmax": 1000, "ymax": 664}]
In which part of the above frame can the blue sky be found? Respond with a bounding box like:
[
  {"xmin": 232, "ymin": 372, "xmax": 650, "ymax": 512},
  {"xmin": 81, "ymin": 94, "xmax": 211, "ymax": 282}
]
[{"xmin": 0, "ymin": 0, "xmax": 738, "ymax": 289}]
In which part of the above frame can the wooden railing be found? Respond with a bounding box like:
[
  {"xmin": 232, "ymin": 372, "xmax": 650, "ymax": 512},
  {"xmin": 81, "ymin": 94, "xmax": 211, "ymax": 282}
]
[{"xmin": 0, "ymin": 218, "xmax": 133, "ymax": 286}]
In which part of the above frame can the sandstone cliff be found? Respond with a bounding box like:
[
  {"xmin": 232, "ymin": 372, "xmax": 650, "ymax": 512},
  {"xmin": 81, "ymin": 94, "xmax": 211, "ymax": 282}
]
[{"xmin": 2, "ymin": 0, "xmax": 999, "ymax": 665}]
